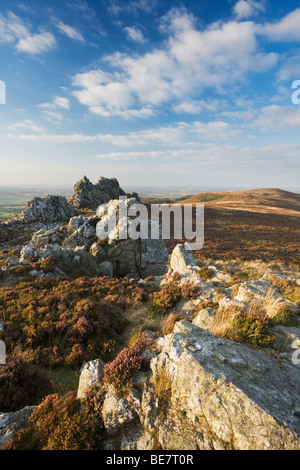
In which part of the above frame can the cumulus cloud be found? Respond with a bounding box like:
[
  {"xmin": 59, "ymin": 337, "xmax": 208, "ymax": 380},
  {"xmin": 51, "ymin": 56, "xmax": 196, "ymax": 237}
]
[
  {"xmin": 16, "ymin": 31, "xmax": 56, "ymax": 54},
  {"xmin": 233, "ymin": 1, "xmax": 265, "ymax": 20},
  {"xmin": 0, "ymin": 11, "xmax": 56, "ymax": 54},
  {"xmin": 260, "ymin": 8, "xmax": 300, "ymax": 42},
  {"xmin": 72, "ymin": 8, "xmax": 278, "ymax": 119}
]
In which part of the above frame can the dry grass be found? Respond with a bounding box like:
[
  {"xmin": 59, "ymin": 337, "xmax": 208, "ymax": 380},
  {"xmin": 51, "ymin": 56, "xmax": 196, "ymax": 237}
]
[
  {"xmin": 199, "ymin": 258, "xmax": 300, "ymax": 281},
  {"xmin": 210, "ymin": 287, "xmax": 297, "ymax": 346},
  {"xmin": 260, "ymin": 288, "xmax": 293, "ymax": 320},
  {"xmin": 118, "ymin": 303, "xmax": 165, "ymax": 350}
]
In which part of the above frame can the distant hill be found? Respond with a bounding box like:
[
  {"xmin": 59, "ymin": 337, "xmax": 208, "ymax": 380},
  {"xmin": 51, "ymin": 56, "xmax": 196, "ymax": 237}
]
[{"xmin": 182, "ymin": 188, "xmax": 300, "ymax": 217}]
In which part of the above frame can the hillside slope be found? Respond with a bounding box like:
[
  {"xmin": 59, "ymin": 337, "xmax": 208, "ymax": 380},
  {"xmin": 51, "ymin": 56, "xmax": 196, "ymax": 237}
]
[{"xmin": 182, "ymin": 188, "xmax": 300, "ymax": 216}]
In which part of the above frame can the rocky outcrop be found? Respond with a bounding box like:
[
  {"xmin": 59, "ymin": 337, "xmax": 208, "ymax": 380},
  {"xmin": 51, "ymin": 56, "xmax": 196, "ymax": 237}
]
[
  {"xmin": 19, "ymin": 198, "xmax": 168, "ymax": 279},
  {"xmin": 0, "ymin": 406, "xmax": 36, "ymax": 449},
  {"xmin": 100, "ymin": 322, "xmax": 300, "ymax": 450},
  {"xmin": 17, "ymin": 195, "xmax": 77, "ymax": 224},
  {"xmin": 68, "ymin": 176, "xmax": 138, "ymax": 210}
]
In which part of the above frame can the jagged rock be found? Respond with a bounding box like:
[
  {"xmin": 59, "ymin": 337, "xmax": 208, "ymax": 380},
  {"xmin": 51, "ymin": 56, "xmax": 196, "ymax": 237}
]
[
  {"xmin": 149, "ymin": 321, "xmax": 300, "ymax": 450},
  {"xmin": 234, "ymin": 280, "xmax": 274, "ymax": 302},
  {"xmin": 170, "ymin": 243, "xmax": 200, "ymax": 280},
  {"xmin": 68, "ymin": 176, "xmax": 128, "ymax": 210},
  {"xmin": 20, "ymin": 243, "xmax": 100, "ymax": 276},
  {"xmin": 77, "ymin": 359, "xmax": 106, "ymax": 400},
  {"xmin": 63, "ymin": 220, "xmax": 96, "ymax": 248},
  {"xmin": 268, "ymin": 325, "xmax": 300, "ymax": 355},
  {"xmin": 102, "ymin": 390, "xmax": 138, "ymax": 434},
  {"xmin": 192, "ymin": 308, "xmax": 215, "ymax": 330},
  {"xmin": 95, "ymin": 199, "xmax": 168, "ymax": 278},
  {"xmin": 30, "ymin": 225, "xmax": 68, "ymax": 246},
  {"xmin": 68, "ymin": 216, "xmax": 86, "ymax": 229},
  {"xmin": 19, "ymin": 197, "xmax": 168, "ymax": 279},
  {"xmin": 101, "ymin": 320, "xmax": 300, "ymax": 450},
  {"xmin": 0, "ymin": 406, "xmax": 36, "ymax": 449},
  {"xmin": 99, "ymin": 261, "xmax": 113, "ymax": 278},
  {"xmin": 18, "ymin": 195, "xmax": 77, "ymax": 224}
]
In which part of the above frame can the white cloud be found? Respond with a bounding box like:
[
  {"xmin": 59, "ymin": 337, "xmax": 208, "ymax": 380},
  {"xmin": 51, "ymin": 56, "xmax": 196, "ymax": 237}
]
[
  {"xmin": 38, "ymin": 96, "xmax": 70, "ymax": 121},
  {"xmin": 261, "ymin": 8, "xmax": 300, "ymax": 42},
  {"xmin": 53, "ymin": 96, "xmax": 70, "ymax": 109},
  {"xmin": 0, "ymin": 11, "xmax": 56, "ymax": 54},
  {"xmin": 124, "ymin": 26, "xmax": 145, "ymax": 43},
  {"xmin": 233, "ymin": 1, "xmax": 265, "ymax": 20},
  {"xmin": 0, "ymin": 11, "xmax": 29, "ymax": 44},
  {"xmin": 72, "ymin": 9, "xmax": 278, "ymax": 118},
  {"xmin": 55, "ymin": 20, "xmax": 84, "ymax": 42},
  {"xmin": 276, "ymin": 50, "xmax": 300, "ymax": 82},
  {"xmin": 254, "ymin": 105, "xmax": 300, "ymax": 128},
  {"xmin": 16, "ymin": 31, "xmax": 56, "ymax": 54},
  {"xmin": 6, "ymin": 119, "xmax": 43, "ymax": 132},
  {"xmin": 5, "ymin": 119, "xmax": 241, "ymax": 146}
]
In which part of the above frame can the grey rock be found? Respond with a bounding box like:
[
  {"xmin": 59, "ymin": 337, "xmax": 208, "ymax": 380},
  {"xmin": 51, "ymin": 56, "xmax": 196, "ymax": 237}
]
[
  {"xmin": 149, "ymin": 321, "xmax": 300, "ymax": 450},
  {"xmin": 0, "ymin": 406, "xmax": 36, "ymax": 449},
  {"xmin": 170, "ymin": 243, "xmax": 200, "ymax": 280},
  {"xmin": 68, "ymin": 176, "xmax": 128, "ymax": 210},
  {"xmin": 77, "ymin": 358, "xmax": 106, "ymax": 400},
  {"xmin": 19, "ymin": 195, "xmax": 77, "ymax": 224}
]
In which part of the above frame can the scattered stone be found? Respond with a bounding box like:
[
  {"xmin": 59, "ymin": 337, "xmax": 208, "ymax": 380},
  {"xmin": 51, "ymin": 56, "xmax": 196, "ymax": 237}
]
[{"xmin": 77, "ymin": 359, "xmax": 106, "ymax": 400}]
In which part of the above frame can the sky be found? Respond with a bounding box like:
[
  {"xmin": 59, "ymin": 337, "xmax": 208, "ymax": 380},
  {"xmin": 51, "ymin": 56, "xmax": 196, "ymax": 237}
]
[{"xmin": 0, "ymin": 0, "xmax": 300, "ymax": 191}]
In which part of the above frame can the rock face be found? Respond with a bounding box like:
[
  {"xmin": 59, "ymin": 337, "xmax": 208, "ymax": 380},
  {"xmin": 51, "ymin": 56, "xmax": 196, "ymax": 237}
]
[
  {"xmin": 169, "ymin": 243, "xmax": 201, "ymax": 281},
  {"xmin": 100, "ymin": 322, "xmax": 300, "ymax": 450},
  {"xmin": 77, "ymin": 359, "xmax": 106, "ymax": 400},
  {"xmin": 19, "ymin": 198, "xmax": 168, "ymax": 279},
  {"xmin": 68, "ymin": 176, "xmax": 137, "ymax": 210},
  {"xmin": 19, "ymin": 195, "xmax": 77, "ymax": 224},
  {"xmin": 0, "ymin": 406, "xmax": 36, "ymax": 449}
]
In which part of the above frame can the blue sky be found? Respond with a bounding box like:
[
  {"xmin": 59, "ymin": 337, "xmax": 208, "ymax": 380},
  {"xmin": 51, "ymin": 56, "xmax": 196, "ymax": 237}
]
[{"xmin": 0, "ymin": 0, "xmax": 300, "ymax": 191}]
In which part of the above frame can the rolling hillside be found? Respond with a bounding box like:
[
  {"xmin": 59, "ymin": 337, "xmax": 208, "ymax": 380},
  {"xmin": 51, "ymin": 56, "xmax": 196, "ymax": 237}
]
[{"xmin": 182, "ymin": 188, "xmax": 300, "ymax": 217}]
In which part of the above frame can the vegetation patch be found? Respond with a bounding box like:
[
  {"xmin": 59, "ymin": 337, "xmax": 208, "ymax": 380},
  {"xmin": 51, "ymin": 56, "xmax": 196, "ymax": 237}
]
[
  {"xmin": 5, "ymin": 389, "xmax": 105, "ymax": 450},
  {"xmin": 0, "ymin": 276, "xmax": 148, "ymax": 367}
]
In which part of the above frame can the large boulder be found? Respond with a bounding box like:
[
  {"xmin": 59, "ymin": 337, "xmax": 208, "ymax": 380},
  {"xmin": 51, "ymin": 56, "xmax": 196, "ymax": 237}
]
[
  {"xmin": 100, "ymin": 321, "xmax": 300, "ymax": 450},
  {"xmin": 150, "ymin": 321, "xmax": 300, "ymax": 450}
]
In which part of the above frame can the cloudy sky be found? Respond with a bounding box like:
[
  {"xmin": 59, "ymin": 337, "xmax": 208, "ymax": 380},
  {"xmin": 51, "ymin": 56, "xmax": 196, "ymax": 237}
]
[{"xmin": 0, "ymin": 0, "xmax": 300, "ymax": 191}]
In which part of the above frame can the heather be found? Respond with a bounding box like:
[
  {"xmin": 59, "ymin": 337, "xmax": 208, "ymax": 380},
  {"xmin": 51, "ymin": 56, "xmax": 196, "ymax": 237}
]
[
  {"xmin": 5, "ymin": 389, "xmax": 105, "ymax": 450},
  {"xmin": 0, "ymin": 276, "xmax": 148, "ymax": 367},
  {"xmin": 0, "ymin": 357, "xmax": 53, "ymax": 412},
  {"xmin": 103, "ymin": 333, "xmax": 150, "ymax": 393}
]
